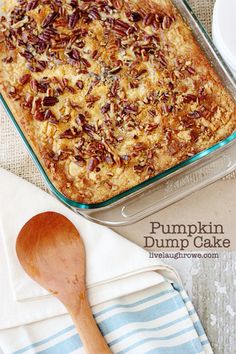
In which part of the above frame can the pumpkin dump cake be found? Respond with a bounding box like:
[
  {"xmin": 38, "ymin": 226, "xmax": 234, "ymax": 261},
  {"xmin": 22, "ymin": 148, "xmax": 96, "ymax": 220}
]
[{"xmin": 0, "ymin": 0, "xmax": 236, "ymax": 204}]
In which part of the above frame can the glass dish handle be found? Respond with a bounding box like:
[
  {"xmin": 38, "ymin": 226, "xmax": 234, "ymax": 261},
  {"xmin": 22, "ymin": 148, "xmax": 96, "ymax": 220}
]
[
  {"xmin": 121, "ymin": 154, "xmax": 231, "ymax": 219},
  {"xmin": 85, "ymin": 145, "xmax": 236, "ymax": 226}
]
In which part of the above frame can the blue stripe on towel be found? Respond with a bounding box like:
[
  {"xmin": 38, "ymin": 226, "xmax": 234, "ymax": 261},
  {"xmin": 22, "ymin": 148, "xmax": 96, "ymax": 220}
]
[
  {"xmin": 108, "ymin": 313, "xmax": 190, "ymax": 346},
  {"xmin": 174, "ymin": 289, "xmax": 207, "ymax": 343},
  {"xmin": 12, "ymin": 326, "xmax": 74, "ymax": 354},
  {"xmin": 99, "ymin": 295, "xmax": 183, "ymax": 335},
  {"xmin": 11, "ymin": 284, "xmax": 210, "ymax": 354},
  {"xmin": 110, "ymin": 325, "xmax": 195, "ymax": 351},
  {"xmin": 36, "ymin": 334, "xmax": 82, "ymax": 354},
  {"xmin": 12, "ymin": 288, "xmax": 176, "ymax": 354},
  {"xmin": 144, "ymin": 337, "xmax": 204, "ymax": 354},
  {"xmin": 39, "ymin": 295, "xmax": 185, "ymax": 354},
  {"xmin": 94, "ymin": 288, "xmax": 175, "ymax": 318},
  {"xmin": 116, "ymin": 334, "xmax": 202, "ymax": 354}
]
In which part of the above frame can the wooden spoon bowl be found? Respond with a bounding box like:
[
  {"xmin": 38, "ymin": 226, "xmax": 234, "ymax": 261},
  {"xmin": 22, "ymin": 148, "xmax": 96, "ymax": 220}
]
[{"xmin": 16, "ymin": 211, "xmax": 112, "ymax": 354}]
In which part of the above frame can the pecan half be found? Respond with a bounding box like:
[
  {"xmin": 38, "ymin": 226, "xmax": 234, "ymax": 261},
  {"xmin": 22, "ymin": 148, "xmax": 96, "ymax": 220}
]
[
  {"xmin": 76, "ymin": 113, "xmax": 86, "ymax": 125},
  {"xmin": 162, "ymin": 15, "xmax": 172, "ymax": 30},
  {"xmin": 43, "ymin": 96, "xmax": 59, "ymax": 106},
  {"xmin": 41, "ymin": 11, "xmax": 58, "ymax": 28},
  {"xmin": 133, "ymin": 142, "xmax": 146, "ymax": 151},
  {"xmin": 68, "ymin": 48, "xmax": 80, "ymax": 61},
  {"xmin": 19, "ymin": 73, "xmax": 31, "ymax": 85},
  {"xmin": 101, "ymin": 103, "xmax": 110, "ymax": 114},
  {"xmin": 68, "ymin": 9, "xmax": 80, "ymax": 29},
  {"xmin": 109, "ymin": 79, "xmax": 119, "ymax": 97},
  {"xmin": 76, "ymin": 80, "xmax": 84, "ymax": 89},
  {"xmin": 143, "ymin": 13, "xmax": 155, "ymax": 26},
  {"xmin": 88, "ymin": 7, "xmax": 101, "ymax": 20},
  {"xmin": 126, "ymin": 11, "xmax": 142, "ymax": 22},
  {"xmin": 111, "ymin": 0, "xmax": 124, "ymax": 10},
  {"xmin": 87, "ymin": 157, "xmax": 99, "ymax": 171},
  {"xmin": 26, "ymin": 0, "xmax": 39, "ymax": 11},
  {"xmin": 186, "ymin": 66, "xmax": 196, "ymax": 75},
  {"xmin": 30, "ymin": 79, "xmax": 38, "ymax": 92},
  {"xmin": 183, "ymin": 94, "xmax": 197, "ymax": 103},
  {"xmin": 109, "ymin": 18, "xmax": 134, "ymax": 37},
  {"xmin": 34, "ymin": 111, "xmax": 46, "ymax": 121},
  {"xmin": 134, "ymin": 165, "xmax": 145, "ymax": 173},
  {"xmin": 59, "ymin": 128, "xmax": 80, "ymax": 139},
  {"xmin": 74, "ymin": 155, "xmax": 86, "ymax": 167}
]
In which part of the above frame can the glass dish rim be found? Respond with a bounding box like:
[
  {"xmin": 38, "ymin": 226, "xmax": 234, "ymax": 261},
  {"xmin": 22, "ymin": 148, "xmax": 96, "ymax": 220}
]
[{"xmin": 1, "ymin": 0, "xmax": 236, "ymax": 210}]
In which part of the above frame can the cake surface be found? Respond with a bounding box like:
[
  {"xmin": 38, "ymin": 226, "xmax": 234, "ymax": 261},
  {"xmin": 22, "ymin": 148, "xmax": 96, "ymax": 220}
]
[{"xmin": 0, "ymin": 0, "xmax": 236, "ymax": 204}]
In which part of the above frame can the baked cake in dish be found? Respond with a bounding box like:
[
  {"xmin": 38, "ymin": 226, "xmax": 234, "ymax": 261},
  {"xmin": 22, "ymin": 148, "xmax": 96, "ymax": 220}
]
[{"xmin": 0, "ymin": 0, "xmax": 236, "ymax": 204}]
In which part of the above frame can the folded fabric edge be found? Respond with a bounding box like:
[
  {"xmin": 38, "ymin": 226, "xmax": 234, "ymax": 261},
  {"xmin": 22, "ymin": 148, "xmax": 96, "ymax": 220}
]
[
  {"xmin": 0, "ymin": 271, "xmax": 169, "ymax": 330},
  {"xmin": 17, "ymin": 264, "xmax": 180, "ymax": 302}
]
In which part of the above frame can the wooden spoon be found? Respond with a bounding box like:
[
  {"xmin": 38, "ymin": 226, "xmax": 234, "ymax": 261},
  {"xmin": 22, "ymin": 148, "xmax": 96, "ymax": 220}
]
[{"xmin": 16, "ymin": 211, "xmax": 112, "ymax": 354}]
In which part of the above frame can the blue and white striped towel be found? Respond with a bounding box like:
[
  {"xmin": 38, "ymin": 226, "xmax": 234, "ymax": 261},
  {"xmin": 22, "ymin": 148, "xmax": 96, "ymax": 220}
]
[
  {"xmin": 0, "ymin": 282, "xmax": 212, "ymax": 354},
  {"xmin": 0, "ymin": 169, "xmax": 213, "ymax": 354}
]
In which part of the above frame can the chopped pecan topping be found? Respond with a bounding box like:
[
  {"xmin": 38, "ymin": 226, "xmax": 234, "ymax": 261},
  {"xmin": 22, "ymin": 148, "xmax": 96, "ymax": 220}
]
[
  {"xmin": 134, "ymin": 165, "xmax": 145, "ymax": 173},
  {"xmin": 109, "ymin": 65, "xmax": 122, "ymax": 74},
  {"xmin": 133, "ymin": 142, "xmax": 146, "ymax": 152},
  {"xmin": 76, "ymin": 113, "xmax": 86, "ymax": 125},
  {"xmin": 127, "ymin": 11, "xmax": 142, "ymax": 22},
  {"xmin": 44, "ymin": 109, "xmax": 57, "ymax": 123},
  {"xmin": 105, "ymin": 154, "xmax": 114, "ymax": 165},
  {"xmin": 23, "ymin": 94, "xmax": 33, "ymax": 109},
  {"xmin": 183, "ymin": 94, "xmax": 197, "ymax": 103},
  {"xmin": 148, "ymin": 109, "xmax": 157, "ymax": 117},
  {"xmin": 30, "ymin": 79, "xmax": 38, "ymax": 93},
  {"xmin": 3, "ymin": 56, "xmax": 13, "ymax": 63},
  {"xmin": 0, "ymin": 0, "xmax": 232, "ymax": 204},
  {"xmin": 145, "ymin": 123, "xmax": 159, "ymax": 132},
  {"xmin": 186, "ymin": 66, "xmax": 196, "ymax": 75},
  {"xmin": 167, "ymin": 140, "xmax": 181, "ymax": 156},
  {"xmin": 43, "ymin": 96, "xmax": 59, "ymax": 106},
  {"xmin": 181, "ymin": 115, "xmax": 195, "ymax": 128},
  {"xmin": 59, "ymin": 127, "xmax": 80, "ymax": 139},
  {"xmin": 80, "ymin": 57, "xmax": 91, "ymax": 68},
  {"xmin": 68, "ymin": 48, "xmax": 80, "ymax": 61},
  {"xmin": 86, "ymin": 95, "xmax": 100, "ymax": 107},
  {"xmin": 101, "ymin": 103, "xmax": 110, "ymax": 114},
  {"xmin": 87, "ymin": 157, "xmax": 99, "ymax": 171},
  {"xmin": 19, "ymin": 73, "xmax": 31, "ymax": 85},
  {"xmin": 111, "ymin": 0, "xmax": 124, "ymax": 10},
  {"xmin": 109, "ymin": 79, "xmax": 119, "ymax": 97},
  {"xmin": 20, "ymin": 50, "xmax": 34, "ymax": 61},
  {"xmin": 109, "ymin": 18, "xmax": 134, "ymax": 37},
  {"xmin": 68, "ymin": 9, "xmax": 80, "ymax": 29},
  {"xmin": 143, "ymin": 13, "xmax": 155, "ymax": 26},
  {"xmin": 190, "ymin": 130, "xmax": 199, "ymax": 142},
  {"xmin": 187, "ymin": 110, "xmax": 201, "ymax": 119},
  {"xmin": 34, "ymin": 111, "xmax": 46, "ymax": 121},
  {"xmin": 76, "ymin": 80, "xmax": 84, "ymax": 89},
  {"xmin": 123, "ymin": 103, "xmax": 138, "ymax": 114},
  {"xmin": 74, "ymin": 155, "xmax": 86, "ymax": 167},
  {"xmin": 70, "ymin": 0, "xmax": 78, "ymax": 8},
  {"xmin": 41, "ymin": 11, "xmax": 58, "ymax": 29},
  {"xmin": 26, "ymin": 0, "xmax": 39, "ymax": 11},
  {"xmin": 161, "ymin": 104, "xmax": 172, "ymax": 115},
  {"xmin": 39, "ymin": 27, "xmax": 57, "ymax": 42},
  {"xmin": 8, "ymin": 86, "xmax": 20, "ymax": 100},
  {"xmin": 162, "ymin": 15, "xmax": 172, "ymax": 29},
  {"xmin": 88, "ymin": 7, "xmax": 101, "ymax": 20}
]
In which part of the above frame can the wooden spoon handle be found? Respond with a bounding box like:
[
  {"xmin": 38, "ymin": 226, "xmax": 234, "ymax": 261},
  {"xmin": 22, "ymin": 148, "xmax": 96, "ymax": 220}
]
[{"xmin": 69, "ymin": 297, "xmax": 112, "ymax": 354}]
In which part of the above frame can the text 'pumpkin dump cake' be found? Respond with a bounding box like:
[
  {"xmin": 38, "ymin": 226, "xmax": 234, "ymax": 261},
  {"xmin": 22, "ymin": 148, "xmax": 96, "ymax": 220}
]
[{"xmin": 0, "ymin": 0, "xmax": 236, "ymax": 204}]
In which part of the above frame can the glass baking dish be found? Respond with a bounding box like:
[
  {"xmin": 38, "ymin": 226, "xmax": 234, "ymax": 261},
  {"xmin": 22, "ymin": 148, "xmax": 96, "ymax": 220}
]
[{"xmin": 1, "ymin": 0, "xmax": 236, "ymax": 226}]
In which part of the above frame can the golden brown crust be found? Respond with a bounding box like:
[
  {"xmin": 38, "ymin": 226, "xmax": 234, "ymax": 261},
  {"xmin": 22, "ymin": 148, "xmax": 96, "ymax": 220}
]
[{"xmin": 0, "ymin": 0, "xmax": 236, "ymax": 204}]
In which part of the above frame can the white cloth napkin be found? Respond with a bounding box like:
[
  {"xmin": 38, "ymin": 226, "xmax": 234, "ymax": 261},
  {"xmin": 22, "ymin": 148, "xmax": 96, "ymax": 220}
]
[{"xmin": 0, "ymin": 168, "xmax": 180, "ymax": 330}]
